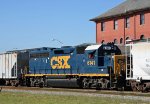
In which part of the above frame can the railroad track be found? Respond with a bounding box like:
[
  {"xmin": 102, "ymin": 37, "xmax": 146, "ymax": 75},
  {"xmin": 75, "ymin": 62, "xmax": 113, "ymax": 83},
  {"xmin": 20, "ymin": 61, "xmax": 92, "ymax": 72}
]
[{"xmin": 1, "ymin": 86, "xmax": 150, "ymax": 97}]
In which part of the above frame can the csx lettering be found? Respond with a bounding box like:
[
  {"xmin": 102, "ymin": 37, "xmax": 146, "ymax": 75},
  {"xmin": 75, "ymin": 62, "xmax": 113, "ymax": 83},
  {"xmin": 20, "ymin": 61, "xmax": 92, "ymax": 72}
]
[
  {"xmin": 51, "ymin": 56, "xmax": 70, "ymax": 69},
  {"xmin": 87, "ymin": 61, "xmax": 95, "ymax": 66}
]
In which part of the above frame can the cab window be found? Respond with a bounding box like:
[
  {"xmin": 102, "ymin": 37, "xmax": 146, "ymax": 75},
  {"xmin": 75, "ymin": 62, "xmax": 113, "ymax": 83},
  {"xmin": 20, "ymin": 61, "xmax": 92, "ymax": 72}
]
[{"xmin": 88, "ymin": 51, "xmax": 96, "ymax": 59}]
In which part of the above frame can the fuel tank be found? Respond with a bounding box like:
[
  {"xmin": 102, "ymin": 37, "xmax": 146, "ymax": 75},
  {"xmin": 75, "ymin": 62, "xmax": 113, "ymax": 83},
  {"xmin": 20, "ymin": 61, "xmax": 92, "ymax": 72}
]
[{"xmin": 46, "ymin": 78, "xmax": 79, "ymax": 88}]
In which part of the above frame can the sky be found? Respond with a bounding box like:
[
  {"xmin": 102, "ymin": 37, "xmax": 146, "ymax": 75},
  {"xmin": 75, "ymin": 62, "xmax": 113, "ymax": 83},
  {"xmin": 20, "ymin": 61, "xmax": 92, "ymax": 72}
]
[{"xmin": 0, "ymin": 0, "xmax": 125, "ymax": 52}]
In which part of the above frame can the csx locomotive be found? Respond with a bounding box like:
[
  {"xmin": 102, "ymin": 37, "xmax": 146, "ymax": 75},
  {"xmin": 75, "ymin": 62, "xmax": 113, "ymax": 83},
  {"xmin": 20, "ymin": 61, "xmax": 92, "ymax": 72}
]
[{"xmin": 21, "ymin": 43, "xmax": 126, "ymax": 90}]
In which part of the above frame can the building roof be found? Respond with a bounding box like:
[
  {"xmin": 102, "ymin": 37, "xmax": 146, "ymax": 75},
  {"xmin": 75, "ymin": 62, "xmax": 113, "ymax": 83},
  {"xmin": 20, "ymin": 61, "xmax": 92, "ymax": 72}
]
[{"xmin": 90, "ymin": 0, "xmax": 150, "ymax": 21}]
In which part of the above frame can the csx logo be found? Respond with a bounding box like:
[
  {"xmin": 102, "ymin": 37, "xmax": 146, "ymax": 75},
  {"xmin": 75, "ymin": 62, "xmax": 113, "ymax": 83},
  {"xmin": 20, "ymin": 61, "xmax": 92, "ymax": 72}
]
[{"xmin": 51, "ymin": 56, "xmax": 70, "ymax": 69}]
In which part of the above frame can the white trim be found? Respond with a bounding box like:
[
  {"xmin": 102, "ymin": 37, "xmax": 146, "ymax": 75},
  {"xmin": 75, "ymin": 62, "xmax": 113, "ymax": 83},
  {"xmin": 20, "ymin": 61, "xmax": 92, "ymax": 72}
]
[{"xmin": 85, "ymin": 44, "xmax": 101, "ymax": 50}]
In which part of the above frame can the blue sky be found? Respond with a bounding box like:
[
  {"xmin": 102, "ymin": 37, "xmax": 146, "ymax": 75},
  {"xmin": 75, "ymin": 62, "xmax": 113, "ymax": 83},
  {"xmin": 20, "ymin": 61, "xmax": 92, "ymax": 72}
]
[{"xmin": 0, "ymin": 0, "xmax": 125, "ymax": 52}]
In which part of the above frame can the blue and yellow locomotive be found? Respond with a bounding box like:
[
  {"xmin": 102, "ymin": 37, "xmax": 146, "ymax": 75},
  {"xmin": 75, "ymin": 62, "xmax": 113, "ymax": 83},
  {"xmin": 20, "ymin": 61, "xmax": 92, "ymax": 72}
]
[{"xmin": 24, "ymin": 43, "xmax": 126, "ymax": 89}]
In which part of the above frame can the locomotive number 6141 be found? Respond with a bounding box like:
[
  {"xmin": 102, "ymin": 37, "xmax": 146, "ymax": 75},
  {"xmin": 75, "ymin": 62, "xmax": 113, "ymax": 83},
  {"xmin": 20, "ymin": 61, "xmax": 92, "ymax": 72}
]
[{"xmin": 87, "ymin": 61, "xmax": 96, "ymax": 66}]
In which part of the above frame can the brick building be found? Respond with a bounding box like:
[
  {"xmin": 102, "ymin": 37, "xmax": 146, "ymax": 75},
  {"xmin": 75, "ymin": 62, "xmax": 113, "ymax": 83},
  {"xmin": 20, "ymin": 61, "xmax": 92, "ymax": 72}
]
[{"xmin": 90, "ymin": 0, "xmax": 150, "ymax": 44}]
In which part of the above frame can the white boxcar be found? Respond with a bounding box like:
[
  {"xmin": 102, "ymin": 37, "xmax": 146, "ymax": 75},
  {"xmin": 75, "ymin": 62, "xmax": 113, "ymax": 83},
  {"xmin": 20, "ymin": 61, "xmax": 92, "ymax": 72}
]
[{"xmin": 0, "ymin": 53, "xmax": 18, "ymax": 79}]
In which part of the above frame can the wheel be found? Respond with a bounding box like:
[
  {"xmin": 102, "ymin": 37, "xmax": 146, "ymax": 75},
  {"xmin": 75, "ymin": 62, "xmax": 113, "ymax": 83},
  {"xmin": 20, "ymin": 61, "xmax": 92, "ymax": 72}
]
[
  {"xmin": 82, "ymin": 78, "xmax": 90, "ymax": 89},
  {"xmin": 96, "ymin": 83, "xmax": 101, "ymax": 90},
  {"xmin": 0, "ymin": 79, "xmax": 6, "ymax": 85},
  {"xmin": 15, "ymin": 83, "xmax": 19, "ymax": 87},
  {"xmin": 39, "ymin": 82, "xmax": 44, "ymax": 88},
  {"xmin": 140, "ymin": 84, "xmax": 148, "ymax": 93},
  {"xmin": 131, "ymin": 82, "xmax": 139, "ymax": 92}
]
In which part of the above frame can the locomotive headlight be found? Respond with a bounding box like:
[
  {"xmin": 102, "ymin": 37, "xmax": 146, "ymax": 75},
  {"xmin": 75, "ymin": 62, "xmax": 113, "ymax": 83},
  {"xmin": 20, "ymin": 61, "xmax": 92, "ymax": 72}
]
[
  {"xmin": 101, "ymin": 69, "xmax": 103, "ymax": 71},
  {"xmin": 103, "ymin": 46, "xmax": 111, "ymax": 50}
]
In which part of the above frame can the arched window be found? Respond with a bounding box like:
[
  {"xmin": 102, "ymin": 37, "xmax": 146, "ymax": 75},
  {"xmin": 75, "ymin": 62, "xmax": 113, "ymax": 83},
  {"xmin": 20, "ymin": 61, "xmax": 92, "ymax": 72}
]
[
  {"xmin": 126, "ymin": 37, "xmax": 129, "ymax": 40},
  {"xmin": 101, "ymin": 40, "xmax": 105, "ymax": 44},
  {"xmin": 120, "ymin": 38, "xmax": 123, "ymax": 44},
  {"xmin": 140, "ymin": 35, "xmax": 145, "ymax": 40},
  {"xmin": 114, "ymin": 39, "xmax": 118, "ymax": 44}
]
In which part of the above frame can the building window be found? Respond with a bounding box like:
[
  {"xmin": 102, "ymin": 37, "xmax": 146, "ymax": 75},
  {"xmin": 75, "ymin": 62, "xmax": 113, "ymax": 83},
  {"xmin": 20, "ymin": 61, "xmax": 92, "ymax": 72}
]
[
  {"xmin": 125, "ymin": 17, "xmax": 130, "ymax": 28},
  {"xmin": 101, "ymin": 22, "xmax": 105, "ymax": 31},
  {"xmin": 114, "ymin": 20, "xmax": 118, "ymax": 30},
  {"xmin": 126, "ymin": 37, "xmax": 129, "ymax": 40},
  {"xmin": 101, "ymin": 40, "xmax": 105, "ymax": 44},
  {"xmin": 140, "ymin": 14, "xmax": 145, "ymax": 25},
  {"xmin": 140, "ymin": 35, "xmax": 145, "ymax": 40},
  {"xmin": 120, "ymin": 38, "xmax": 123, "ymax": 44},
  {"xmin": 125, "ymin": 37, "xmax": 130, "ymax": 43},
  {"xmin": 114, "ymin": 39, "xmax": 118, "ymax": 44}
]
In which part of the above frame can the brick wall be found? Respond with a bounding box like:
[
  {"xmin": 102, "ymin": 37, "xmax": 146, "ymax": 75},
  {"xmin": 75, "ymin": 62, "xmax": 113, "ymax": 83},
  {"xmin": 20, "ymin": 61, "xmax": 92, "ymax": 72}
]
[{"xmin": 96, "ymin": 11, "xmax": 150, "ymax": 44}]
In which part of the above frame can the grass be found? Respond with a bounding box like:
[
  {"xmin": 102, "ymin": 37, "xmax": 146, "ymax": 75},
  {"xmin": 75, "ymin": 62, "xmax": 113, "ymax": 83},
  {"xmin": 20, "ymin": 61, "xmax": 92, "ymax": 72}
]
[
  {"xmin": 0, "ymin": 91, "xmax": 149, "ymax": 104},
  {"xmin": 4, "ymin": 86, "xmax": 150, "ymax": 97}
]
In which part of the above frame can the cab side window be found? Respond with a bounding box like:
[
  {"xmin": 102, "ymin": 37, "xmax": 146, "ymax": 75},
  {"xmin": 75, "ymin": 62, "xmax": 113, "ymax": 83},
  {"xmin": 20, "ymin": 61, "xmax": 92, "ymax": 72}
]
[{"xmin": 88, "ymin": 51, "xmax": 96, "ymax": 59}]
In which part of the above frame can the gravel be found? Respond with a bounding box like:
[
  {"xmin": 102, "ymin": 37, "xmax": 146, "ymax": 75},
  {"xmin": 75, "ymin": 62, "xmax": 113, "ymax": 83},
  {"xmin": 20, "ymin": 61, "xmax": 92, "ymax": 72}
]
[{"xmin": 2, "ymin": 89, "xmax": 150, "ymax": 102}]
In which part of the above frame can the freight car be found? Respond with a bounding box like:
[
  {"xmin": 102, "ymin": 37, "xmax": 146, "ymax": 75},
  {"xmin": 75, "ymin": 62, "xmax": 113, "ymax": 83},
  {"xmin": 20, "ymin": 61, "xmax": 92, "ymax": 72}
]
[
  {"xmin": 126, "ymin": 39, "xmax": 150, "ymax": 92},
  {"xmin": 24, "ymin": 43, "xmax": 126, "ymax": 90},
  {"xmin": 0, "ymin": 50, "xmax": 29, "ymax": 86}
]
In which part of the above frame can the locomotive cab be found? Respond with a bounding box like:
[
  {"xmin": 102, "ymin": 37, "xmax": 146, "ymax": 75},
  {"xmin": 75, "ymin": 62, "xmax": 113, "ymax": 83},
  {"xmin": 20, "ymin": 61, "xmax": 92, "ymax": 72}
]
[{"xmin": 84, "ymin": 43, "xmax": 121, "ymax": 75}]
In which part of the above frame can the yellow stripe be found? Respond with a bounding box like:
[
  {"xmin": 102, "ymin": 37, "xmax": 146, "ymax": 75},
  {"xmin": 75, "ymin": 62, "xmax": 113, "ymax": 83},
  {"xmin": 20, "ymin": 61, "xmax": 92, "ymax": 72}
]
[
  {"xmin": 25, "ymin": 74, "xmax": 109, "ymax": 77},
  {"xmin": 79, "ymin": 74, "xmax": 109, "ymax": 77},
  {"xmin": 24, "ymin": 74, "xmax": 78, "ymax": 77},
  {"xmin": 25, "ymin": 74, "xmax": 44, "ymax": 77}
]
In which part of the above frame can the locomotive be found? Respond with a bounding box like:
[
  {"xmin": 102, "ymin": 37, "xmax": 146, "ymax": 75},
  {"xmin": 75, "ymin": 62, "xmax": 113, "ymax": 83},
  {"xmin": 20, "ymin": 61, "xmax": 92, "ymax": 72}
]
[{"xmin": 24, "ymin": 43, "xmax": 126, "ymax": 90}]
